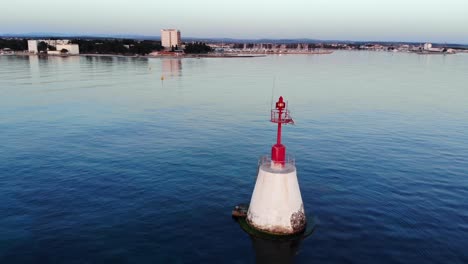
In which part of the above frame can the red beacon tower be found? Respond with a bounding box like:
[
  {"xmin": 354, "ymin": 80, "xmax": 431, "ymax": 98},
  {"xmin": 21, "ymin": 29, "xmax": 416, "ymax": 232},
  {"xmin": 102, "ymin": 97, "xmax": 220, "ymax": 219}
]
[
  {"xmin": 270, "ymin": 96, "xmax": 294, "ymax": 167},
  {"xmin": 241, "ymin": 95, "xmax": 307, "ymax": 236}
]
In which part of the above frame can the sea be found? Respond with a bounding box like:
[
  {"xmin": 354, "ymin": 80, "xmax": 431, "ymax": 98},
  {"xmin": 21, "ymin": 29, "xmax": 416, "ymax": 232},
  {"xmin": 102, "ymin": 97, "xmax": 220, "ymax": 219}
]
[{"xmin": 1, "ymin": 51, "xmax": 467, "ymax": 263}]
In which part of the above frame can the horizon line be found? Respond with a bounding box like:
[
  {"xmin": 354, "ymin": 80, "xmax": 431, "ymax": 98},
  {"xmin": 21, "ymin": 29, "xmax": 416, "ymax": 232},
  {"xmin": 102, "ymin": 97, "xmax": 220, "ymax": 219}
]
[{"xmin": 1, "ymin": 32, "xmax": 467, "ymax": 45}]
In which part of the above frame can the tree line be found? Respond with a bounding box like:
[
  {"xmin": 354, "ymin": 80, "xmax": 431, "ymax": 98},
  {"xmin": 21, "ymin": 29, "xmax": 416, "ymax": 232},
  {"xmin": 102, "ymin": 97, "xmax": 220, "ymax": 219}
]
[
  {"xmin": 71, "ymin": 39, "xmax": 163, "ymax": 55},
  {"xmin": 0, "ymin": 38, "xmax": 27, "ymax": 50},
  {"xmin": 184, "ymin": 42, "xmax": 212, "ymax": 54}
]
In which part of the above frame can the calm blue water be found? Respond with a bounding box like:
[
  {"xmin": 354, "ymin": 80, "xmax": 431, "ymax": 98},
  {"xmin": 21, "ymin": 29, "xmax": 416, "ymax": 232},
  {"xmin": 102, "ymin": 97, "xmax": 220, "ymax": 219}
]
[{"xmin": 1, "ymin": 52, "xmax": 468, "ymax": 263}]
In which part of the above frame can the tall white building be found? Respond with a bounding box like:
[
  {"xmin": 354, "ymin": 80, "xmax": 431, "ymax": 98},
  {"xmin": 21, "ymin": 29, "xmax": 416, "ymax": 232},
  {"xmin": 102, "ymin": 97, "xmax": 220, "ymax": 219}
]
[
  {"xmin": 28, "ymin": 40, "xmax": 38, "ymax": 54},
  {"xmin": 161, "ymin": 29, "xmax": 181, "ymax": 49}
]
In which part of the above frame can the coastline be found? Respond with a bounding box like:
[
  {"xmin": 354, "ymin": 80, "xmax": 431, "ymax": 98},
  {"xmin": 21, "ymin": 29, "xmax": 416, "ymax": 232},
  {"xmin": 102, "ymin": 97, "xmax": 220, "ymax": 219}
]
[
  {"xmin": 2, "ymin": 52, "xmax": 266, "ymax": 59},
  {"xmin": 2, "ymin": 52, "xmax": 334, "ymax": 59},
  {"xmin": 4, "ymin": 49, "xmax": 467, "ymax": 59}
]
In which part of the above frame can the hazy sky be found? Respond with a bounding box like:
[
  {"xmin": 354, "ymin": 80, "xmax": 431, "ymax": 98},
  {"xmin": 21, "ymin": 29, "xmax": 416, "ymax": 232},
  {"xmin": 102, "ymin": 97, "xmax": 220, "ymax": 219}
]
[{"xmin": 2, "ymin": 0, "xmax": 468, "ymax": 43}]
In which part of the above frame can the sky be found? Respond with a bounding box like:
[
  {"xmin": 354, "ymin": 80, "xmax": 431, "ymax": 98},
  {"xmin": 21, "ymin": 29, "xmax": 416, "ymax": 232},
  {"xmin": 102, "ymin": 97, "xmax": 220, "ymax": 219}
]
[{"xmin": 1, "ymin": 0, "xmax": 468, "ymax": 43}]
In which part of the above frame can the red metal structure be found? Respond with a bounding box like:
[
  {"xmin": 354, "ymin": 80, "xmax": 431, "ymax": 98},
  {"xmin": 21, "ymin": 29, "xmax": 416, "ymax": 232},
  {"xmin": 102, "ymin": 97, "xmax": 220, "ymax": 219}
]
[{"xmin": 270, "ymin": 96, "xmax": 294, "ymax": 167}]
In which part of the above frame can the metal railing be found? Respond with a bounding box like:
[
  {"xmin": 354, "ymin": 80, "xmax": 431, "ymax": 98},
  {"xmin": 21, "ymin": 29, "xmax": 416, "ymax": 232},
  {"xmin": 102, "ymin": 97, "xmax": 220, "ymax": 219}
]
[
  {"xmin": 270, "ymin": 109, "xmax": 294, "ymax": 124},
  {"xmin": 258, "ymin": 155, "xmax": 295, "ymax": 168}
]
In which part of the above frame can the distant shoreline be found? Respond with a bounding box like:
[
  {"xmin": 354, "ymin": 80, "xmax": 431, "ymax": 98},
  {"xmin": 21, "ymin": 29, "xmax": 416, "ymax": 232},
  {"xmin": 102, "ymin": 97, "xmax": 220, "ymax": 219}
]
[
  {"xmin": 2, "ymin": 52, "xmax": 269, "ymax": 59},
  {"xmin": 3, "ymin": 50, "xmax": 467, "ymax": 59},
  {"xmin": 3, "ymin": 52, "xmax": 335, "ymax": 59},
  {"xmin": 80, "ymin": 53, "xmax": 268, "ymax": 58}
]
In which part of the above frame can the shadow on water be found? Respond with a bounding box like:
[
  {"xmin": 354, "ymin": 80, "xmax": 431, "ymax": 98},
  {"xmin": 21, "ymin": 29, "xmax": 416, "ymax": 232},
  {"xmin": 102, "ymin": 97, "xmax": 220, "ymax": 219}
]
[{"xmin": 249, "ymin": 235, "xmax": 304, "ymax": 264}]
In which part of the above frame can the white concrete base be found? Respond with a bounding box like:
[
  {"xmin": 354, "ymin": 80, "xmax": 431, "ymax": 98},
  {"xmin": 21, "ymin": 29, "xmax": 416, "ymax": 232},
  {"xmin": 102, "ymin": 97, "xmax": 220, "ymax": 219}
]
[{"xmin": 247, "ymin": 163, "xmax": 306, "ymax": 235}]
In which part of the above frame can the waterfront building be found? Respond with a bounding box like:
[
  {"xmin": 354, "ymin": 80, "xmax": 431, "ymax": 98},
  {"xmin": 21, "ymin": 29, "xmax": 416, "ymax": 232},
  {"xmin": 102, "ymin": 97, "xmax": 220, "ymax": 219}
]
[
  {"xmin": 161, "ymin": 29, "xmax": 181, "ymax": 50},
  {"xmin": 28, "ymin": 40, "xmax": 38, "ymax": 54},
  {"xmin": 422, "ymin": 43, "xmax": 444, "ymax": 53},
  {"xmin": 56, "ymin": 44, "xmax": 80, "ymax": 55},
  {"xmin": 1, "ymin": 48, "xmax": 14, "ymax": 55},
  {"xmin": 27, "ymin": 39, "xmax": 78, "ymax": 55},
  {"xmin": 44, "ymin": 39, "xmax": 71, "ymax": 46}
]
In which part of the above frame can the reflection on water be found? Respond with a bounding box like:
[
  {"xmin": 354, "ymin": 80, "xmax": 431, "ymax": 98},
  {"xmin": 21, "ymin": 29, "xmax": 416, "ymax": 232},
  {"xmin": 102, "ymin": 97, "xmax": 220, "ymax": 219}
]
[
  {"xmin": 161, "ymin": 58, "xmax": 182, "ymax": 78},
  {"xmin": 250, "ymin": 236, "xmax": 303, "ymax": 264},
  {"xmin": 27, "ymin": 55, "xmax": 39, "ymax": 79}
]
